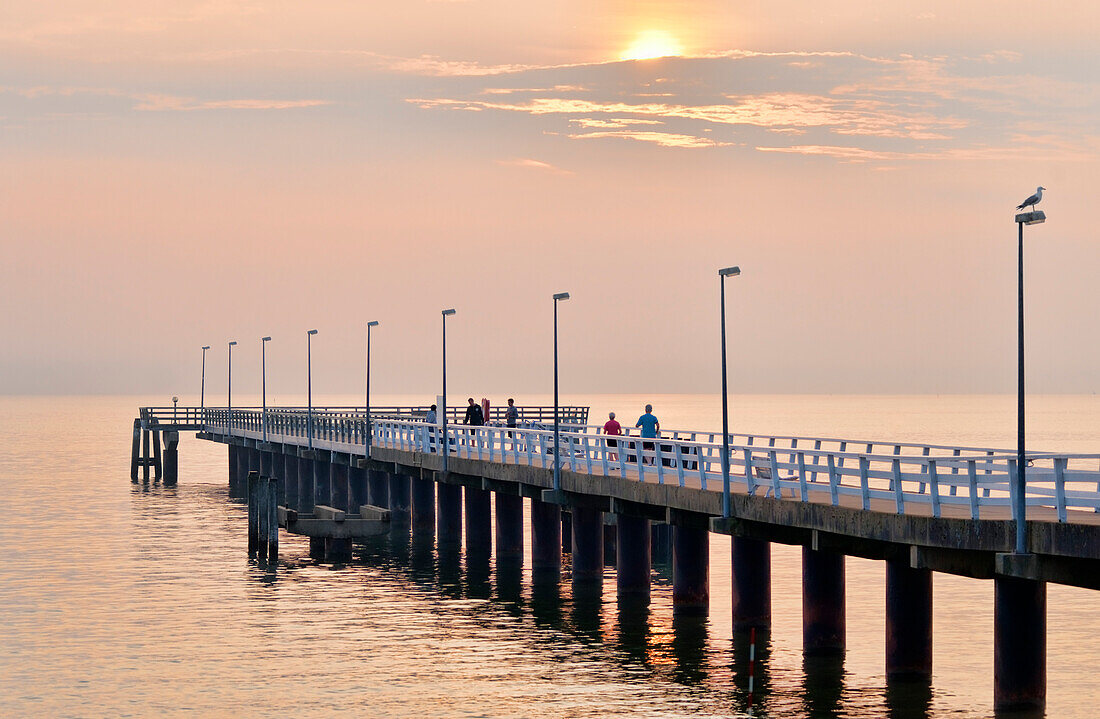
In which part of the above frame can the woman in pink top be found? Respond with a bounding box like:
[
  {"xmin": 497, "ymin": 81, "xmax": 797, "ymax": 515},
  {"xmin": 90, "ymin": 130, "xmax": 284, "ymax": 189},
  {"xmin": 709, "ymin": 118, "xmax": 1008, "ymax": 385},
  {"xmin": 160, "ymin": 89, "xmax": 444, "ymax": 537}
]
[{"xmin": 603, "ymin": 412, "xmax": 622, "ymax": 461}]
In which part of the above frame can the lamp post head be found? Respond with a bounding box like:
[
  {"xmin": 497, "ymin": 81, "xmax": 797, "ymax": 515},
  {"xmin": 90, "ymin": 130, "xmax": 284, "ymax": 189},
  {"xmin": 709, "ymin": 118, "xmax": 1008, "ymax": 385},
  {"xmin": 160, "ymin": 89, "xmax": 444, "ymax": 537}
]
[
  {"xmin": 202, "ymin": 345, "xmax": 210, "ymax": 350},
  {"xmin": 442, "ymin": 309, "xmax": 456, "ymax": 317},
  {"xmin": 553, "ymin": 292, "xmax": 571, "ymax": 301},
  {"xmin": 307, "ymin": 329, "xmax": 318, "ymax": 335},
  {"xmin": 228, "ymin": 341, "xmax": 237, "ymax": 346},
  {"xmin": 719, "ymin": 266, "xmax": 741, "ymax": 277},
  {"xmin": 262, "ymin": 336, "xmax": 271, "ymax": 342},
  {"xmin": 172, "ymin": 396, "xmax": 178, "ymax": 404},
  {"xmin": 367, "ymin": 321, "xmax": 380, "ymax": 328}
]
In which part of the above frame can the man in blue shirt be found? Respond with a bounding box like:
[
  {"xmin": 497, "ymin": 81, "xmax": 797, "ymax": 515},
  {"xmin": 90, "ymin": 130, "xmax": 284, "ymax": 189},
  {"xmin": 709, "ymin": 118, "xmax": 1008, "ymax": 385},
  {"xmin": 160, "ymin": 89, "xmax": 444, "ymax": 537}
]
[{"xmin": 636, "ymin": 404, "xmax": 660, "ymax": 465}]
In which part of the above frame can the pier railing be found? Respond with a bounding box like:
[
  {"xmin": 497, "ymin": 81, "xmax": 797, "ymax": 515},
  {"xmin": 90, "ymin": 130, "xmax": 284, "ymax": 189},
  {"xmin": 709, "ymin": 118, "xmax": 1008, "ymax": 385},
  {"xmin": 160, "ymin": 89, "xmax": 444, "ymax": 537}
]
[{"xmin": 143, "ymin": 406, "xmax": 1100, "ymax": 524}]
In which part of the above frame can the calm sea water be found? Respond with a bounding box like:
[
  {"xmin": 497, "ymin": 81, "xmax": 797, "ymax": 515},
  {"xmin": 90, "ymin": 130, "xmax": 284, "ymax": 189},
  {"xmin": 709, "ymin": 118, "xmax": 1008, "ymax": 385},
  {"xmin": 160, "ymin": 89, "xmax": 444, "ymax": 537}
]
[{"xmin": 2, "ymin": 394, "xmax": 1099, "ymax": 717}]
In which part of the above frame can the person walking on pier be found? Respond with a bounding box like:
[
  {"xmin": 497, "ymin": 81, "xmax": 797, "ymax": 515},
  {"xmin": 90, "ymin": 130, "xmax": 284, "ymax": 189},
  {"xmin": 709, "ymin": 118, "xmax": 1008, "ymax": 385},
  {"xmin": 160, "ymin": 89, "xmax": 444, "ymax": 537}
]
[
  {"xmin": 505, "ymin": 398, "xmax": 519, "ymax": 451},
  {"xmin": 603, "ymin": 411, "xmax": 622, "ymax": 462},
  {"xmin": 636, "ymin": 404, "xmax": 660, "ymax": 465},
  {"xmin": 464, "ymin": 397, "xmax": 484, "ymax": 448},
  {"xmin": 424, "ymin": 404, "xmax": 438, "ymax": 451}
]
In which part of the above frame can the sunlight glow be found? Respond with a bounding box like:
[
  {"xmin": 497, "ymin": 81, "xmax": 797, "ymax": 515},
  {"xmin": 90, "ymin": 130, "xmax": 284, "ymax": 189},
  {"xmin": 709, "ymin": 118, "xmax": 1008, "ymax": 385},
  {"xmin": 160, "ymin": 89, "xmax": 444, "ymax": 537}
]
[{"xmin": 620, "ymin": 30, "xmax": 684, "ymax": 61}]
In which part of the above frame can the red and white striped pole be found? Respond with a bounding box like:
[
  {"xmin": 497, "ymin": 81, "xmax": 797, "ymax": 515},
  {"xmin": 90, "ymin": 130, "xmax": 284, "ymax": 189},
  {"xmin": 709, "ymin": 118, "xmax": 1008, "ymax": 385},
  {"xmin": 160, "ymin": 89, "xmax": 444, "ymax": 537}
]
[{"xmin": 748, "ymin": 627, "xmax": 757, "ymax": 712}]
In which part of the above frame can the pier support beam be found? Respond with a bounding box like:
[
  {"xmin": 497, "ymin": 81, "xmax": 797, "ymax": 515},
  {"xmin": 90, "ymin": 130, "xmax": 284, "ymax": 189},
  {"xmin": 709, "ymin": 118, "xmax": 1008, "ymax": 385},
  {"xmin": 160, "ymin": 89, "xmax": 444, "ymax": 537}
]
[
  {"xmin": 348, "ymin": 466, "xmax": 367, "ymax": 513},
  {"xmin": 571, "ymin": 507, "xmax": 604, "ymax": 584},
  {"xmin": 561, "ymin": 510, "xmax": 572, "ymax": 554},
  {"xmin": 388, "ymin": 473, "xmax": 410, "ymax": 525},
  {"xmin": 495, "ymin": 493, "xmax": 524, "ymax": 565},
  {"xmin": 465, "ymin": 486, "xmax": 492, "ymax": 559},
  {"xmin": 368, "ymin": 469, "xmax": 389, "ymax": 509},
  {"xmin": 437, "ymin": 482, "xmax": 463, "ymax": 545},
  {"xmin": 410, "ymin": 477, "xmax": 435, "ymax": 535},
  {"xmin": 803, "ymin": 547, "xmax": 846, "ymax": 656},
  {"xmin": 531, "ymin": 497, "xmax": 562, "ymax": 574},
  {"xmin": 994, "ymin": 576, "xmax": 1046, "ymax": 712},
  {"xmin": 313, "ymin": 459, "xmax": 331, "ymax": 508},
  {"xmin": 885, "ymin": 559, "xmax": 932, "ymax": 680},
  {"xmin": 162, "ymin": 431, "xmax": 179, "ymax": 485},
  {"xmin": 616, "ymin": 514, "xmax": 651, "ymax": 599},
  {"xmin": 297, "ymin": 457, "xmax": 315, "ymax": 513},
  {"xmin": 672, "ymin": 526, "xmax": 709, "ymax": 613},
  {"xmin": 651, "ymin": 522, "xmax": 672, "ymax": 564},
  {"xmin": 731, "ymin": 537, "xmax": 771, "ymax": 631},
  {"xmin": 282, "ymin": 453, "xmax": 298, "ymax": 509},
  {"xmin": 330, "ymin": 462, "xmax": 349, "ymax": 512}
]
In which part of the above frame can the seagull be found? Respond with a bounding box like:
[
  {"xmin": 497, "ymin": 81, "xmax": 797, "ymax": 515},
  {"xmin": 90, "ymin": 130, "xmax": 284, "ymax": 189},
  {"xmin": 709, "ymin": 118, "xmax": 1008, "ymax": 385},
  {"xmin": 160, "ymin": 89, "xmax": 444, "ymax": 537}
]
[{"xmin": 1016, "ymin": 186, "xmax": 1046, "ymax": 211}]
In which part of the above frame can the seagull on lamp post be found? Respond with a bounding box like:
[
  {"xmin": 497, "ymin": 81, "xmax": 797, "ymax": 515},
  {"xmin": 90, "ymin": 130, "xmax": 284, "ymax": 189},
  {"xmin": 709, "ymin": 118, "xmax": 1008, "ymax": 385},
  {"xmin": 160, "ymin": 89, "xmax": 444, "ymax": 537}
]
[{"xmin": 1016, "ymin": 186, "xmax": 1045, "ymax": 211}]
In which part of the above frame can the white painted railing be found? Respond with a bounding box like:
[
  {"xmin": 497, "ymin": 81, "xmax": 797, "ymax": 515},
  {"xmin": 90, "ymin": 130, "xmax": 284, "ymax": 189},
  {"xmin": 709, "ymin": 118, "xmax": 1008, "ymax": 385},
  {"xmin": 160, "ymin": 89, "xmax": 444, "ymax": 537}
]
[{"xmin": 151, "ymin": 406, "xmax": 1100, "ymax": 524}]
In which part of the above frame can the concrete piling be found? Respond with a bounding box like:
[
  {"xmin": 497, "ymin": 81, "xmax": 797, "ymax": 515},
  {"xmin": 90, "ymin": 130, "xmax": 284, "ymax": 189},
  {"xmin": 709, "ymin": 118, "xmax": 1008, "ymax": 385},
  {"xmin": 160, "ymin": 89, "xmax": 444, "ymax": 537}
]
[
  {"xmin": 651, "ymin": 522, "xmax": 672, "ymax": 564},
  {"xmin": 368, "ymin": 469, "xmax": 390, "ymax": 509},
  {"xmin": 672, "ymin": 525, "xmax": 709, "ymax": 613},
  {"xmin": 803, "ymin": 547, "xmax": 846, "ymax": 656},
  {"xmin": 282, "ymin": 453, "xmax": 298, "ymax": 509},
  {"xmin": 495, "ymin": 493, "xmax": 524, "ymax": 565},
  {"xmin": 885, "ymin": 559, "xmax": 932, "ymax": 680},
  {"xmin": 616, "ymin": 514, "xmax": 651, "ymax": 599},
  {"xmin": 571, "ymin": 506, "xmax": 604, "ymax": 583},
  {"xmin": 330, "ymin": 461, "xmax": 349, "ymax": 512},
  {"xmin": 388, "ymin": 473, "xmax": 411, "ymax": 525},
  {"xmin": 465, "ymin": 486, "xmax": 492, "ymax": 559},
  {"xmin": 731, "ymin": 536, "xmax": 771, "ymax": 631},
  {"xmin": 297, "ymin": 457, "xmax": 315, "ymax": 513},
  {"xmin": 162, "ymin": 431, "xmax": 179, "ymax": 485},
  {"xmin": 530, "ymin": 496, "xmax": 562, "ymax": 574},
  {"xmin": 348, "ymin": 466, "xmax": 367, "ymax": 512},
  {"xmin": 561, "ymin": 510, "xmax": 572, "ymax": 554},
  {"xmin": 437, "ymin": 482, "xmax": 463, "ymax": 545},
  {"xmin": 410, "ymin": 476, "xmax": 435, "ymax": 534},
  {"xmin": 994, "ymin": 576, "xmax": 1046, "ymax": 712},
  {"xmin": 313, "ymin": 459, "xmax": 332, "ymax": 509}
]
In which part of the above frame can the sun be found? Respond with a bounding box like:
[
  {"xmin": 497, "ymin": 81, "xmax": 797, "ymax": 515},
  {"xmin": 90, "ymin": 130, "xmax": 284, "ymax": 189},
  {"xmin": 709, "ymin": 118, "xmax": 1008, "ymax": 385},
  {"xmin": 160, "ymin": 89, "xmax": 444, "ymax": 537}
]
[{"xmin": 619, "ymin": 30, "xmax": 684, "ymax": 61}]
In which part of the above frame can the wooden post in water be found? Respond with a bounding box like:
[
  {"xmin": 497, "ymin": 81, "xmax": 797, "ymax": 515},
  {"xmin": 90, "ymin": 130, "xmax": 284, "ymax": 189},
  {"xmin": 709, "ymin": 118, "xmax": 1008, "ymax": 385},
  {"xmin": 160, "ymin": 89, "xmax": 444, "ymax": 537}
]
[
  {"xmin": 265, "ymin": 476, "xmax": 279, "ymax": 563},
  {"xmin": 141, "ymin": 428, "xmax": 151, "ymax": 484},
  {"xmin": 247, "ymin": 471, "xmax": 260, "ymax": 557},
  {"xmin": 130, "ymin": 419, "xmax": 141, "ymax": 482},
  {"xmin": 163, "ymin": 431, "xmax": 179, "ymax": 485},
  {"xmin": 151, "ymin": 430, "xmax": 163, "ymax": 482}
]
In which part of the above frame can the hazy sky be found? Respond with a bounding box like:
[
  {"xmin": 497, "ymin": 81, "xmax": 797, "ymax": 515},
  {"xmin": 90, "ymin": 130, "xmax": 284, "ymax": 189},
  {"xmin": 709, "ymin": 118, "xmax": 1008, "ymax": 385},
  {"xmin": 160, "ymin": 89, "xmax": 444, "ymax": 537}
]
[{"xmin": 2, "ymin": 1, "xmax": 1098, "ymax": 398}]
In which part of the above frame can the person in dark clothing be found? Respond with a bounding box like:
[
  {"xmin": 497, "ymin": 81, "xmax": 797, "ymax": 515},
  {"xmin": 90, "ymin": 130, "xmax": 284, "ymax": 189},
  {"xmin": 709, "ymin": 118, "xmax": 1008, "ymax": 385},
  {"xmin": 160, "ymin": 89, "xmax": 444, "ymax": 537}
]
[{"xmin": 464, "ymin": 397, "xmax": 485, "ymax": 426}]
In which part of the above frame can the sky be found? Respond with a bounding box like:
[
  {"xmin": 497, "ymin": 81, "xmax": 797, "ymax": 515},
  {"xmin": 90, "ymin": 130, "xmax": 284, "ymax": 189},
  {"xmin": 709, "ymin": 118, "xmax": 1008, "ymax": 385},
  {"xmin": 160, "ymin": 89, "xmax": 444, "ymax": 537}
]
[{"xmin": 2, "ymin": 1, "xmax": 1098, "ymax": 398}]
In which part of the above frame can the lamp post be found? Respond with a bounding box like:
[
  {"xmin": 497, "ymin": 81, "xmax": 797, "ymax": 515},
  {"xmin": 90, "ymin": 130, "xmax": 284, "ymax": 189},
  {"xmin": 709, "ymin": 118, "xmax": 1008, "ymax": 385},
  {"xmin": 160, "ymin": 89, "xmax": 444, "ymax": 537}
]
[
  {"xmin": 552, "ymin": 292, "xmax": 570, "ymax": 492},
  {"xmin": 441, "ymin": 309, "xmax": 456, "ymax": 475},
  {"xmin": 719, "ymin": 266, "xmax": 741, "ymax": 518},
  {"xmin": 228, "ymin": 341, "xmax": 237, "ymax": 436},
  {"xmin": 307, "ymin": 329, "xmax": 318, "ymax": 449},
  {"xmin": 200, "ymin": 345, "xmax": 210, "ymax": 410},
  {"xmin": 261, "ymin": 336, "xmax": 271, "ymax": 442},
  {"xmin": 366, "ymin": 320, "xmax": 380, "ymax": 457},
  {"xmin": 1014, "ymin": 208, "xmax": 1045, "ymax": 554}
]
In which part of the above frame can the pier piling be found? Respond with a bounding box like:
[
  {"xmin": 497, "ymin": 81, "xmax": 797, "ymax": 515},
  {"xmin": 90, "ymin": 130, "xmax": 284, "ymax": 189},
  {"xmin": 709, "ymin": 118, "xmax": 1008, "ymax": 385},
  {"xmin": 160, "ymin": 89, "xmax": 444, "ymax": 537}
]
[
  {"xmin": 994, "ymin": 576, "xmax": 1046, "ymax": 711},
  {"xmin": 803, "ymin": 547, "xmax": 846, "ymax": 656},
  {"xmin": 437, "ymin": 482, "xmax": 463, "ymax": 545},
  {"xmin": 731, "ymin": 537, "xmax": 771, "ymax": 631},
  {"xmin": 368, "ymin": 469, "xmax": 390, "ymax": 509},
  {"xmin": 495, "ymin": 492, "xmax": 524, "ymax": 565},
  {"xmin": 885, "ymin": 559, "xmax": 932, "ymax": 680},
  {"xmin": 465, "ymin": 486, "xmax": 492, "ymax": 559},
  {"xmin": 410, "ymin": 476, "xmax": 435, "ymax": 534},
  {"xmin": 162, "ymin": 431, "xmax": 179, "ymax": 485},
  {"xmin": 672, "ymin": 525, "xmax": 710, "ymax": 613},
  {"xmin": 571, "ymin": 506, "xmax": 604, "ymax": 583},
  {"xmin": 530, "ymin": 496, "xmax": 562, "ymax": 574},
  {"xmin": 616, "ymin": 514, "xmax": 651, "ymax": 598},
  {"xmin": 388, "ymin": 472, "xmax": 411, "ymax": 525}
]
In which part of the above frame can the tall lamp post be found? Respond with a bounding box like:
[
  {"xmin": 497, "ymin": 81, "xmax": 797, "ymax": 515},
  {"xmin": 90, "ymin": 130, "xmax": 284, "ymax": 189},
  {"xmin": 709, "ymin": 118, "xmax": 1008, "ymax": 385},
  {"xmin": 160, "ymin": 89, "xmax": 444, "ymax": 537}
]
[
  {"xmin": 441, "ymin": 309, "xmax": 456, "ymax": 475},
  {"xmin": 228, "ymin": 341, "xmax": 237, "ymax": 436},
  {"xmin": 1014, "ymin": 207, "xmax": 1045, "ymax": 554},
  {"xmin": 719, "ymin": 266, "xmax": 741, "ymax": 518},
  {"xmin": 200, "ymin": 345, "xmax": 210, "ymax": 410},
  {"xmin": 366, "ymin": 320, "xmax": 380, "ymax": 457},
  {"xmin": 552, "ymin": 292, "xmax": 571, "ymax": 492},
  {"xmin": 261, "ymin": 336, "xmax": 272, "ymax": 442},
  {"xmin": 307, "ymin": 329, "xmax": 318, "ymax": 449}
]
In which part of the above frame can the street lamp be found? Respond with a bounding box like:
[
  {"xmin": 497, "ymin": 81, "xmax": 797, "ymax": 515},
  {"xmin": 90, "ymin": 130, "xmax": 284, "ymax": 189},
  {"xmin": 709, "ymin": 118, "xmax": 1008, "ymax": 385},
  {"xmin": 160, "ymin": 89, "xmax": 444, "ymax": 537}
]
[
  {"xmin": 261, "ymin": 336, "xmax": 272, "ymax": 442},
  {"xmin": 228, "ymin": 341, "xmax": 237, "ymax": 436},
  {"xmin": 1014, "ymin": 208, "xmax": 1045, "ymax": 554},
  {"xmin": 307, "ymin": 329, "xmax": 318, "ymax": 449},
  {"xmin": 441, "ymin": 309, "xmax": 456, "ymax": 475},
  {"xmin": 552, "ymin": 292, "xmax": 570, "ymax": 492},
  {"xmin": 200, "ymin": 345, "xmax": 210, "ymax": 410},
  {"xmin": 366, "ymin": 321, "xmax": 380, "ymax": 456},
  {"xmin": 719, "ymin": 266, "xmax": 741, "ymax": 518}
]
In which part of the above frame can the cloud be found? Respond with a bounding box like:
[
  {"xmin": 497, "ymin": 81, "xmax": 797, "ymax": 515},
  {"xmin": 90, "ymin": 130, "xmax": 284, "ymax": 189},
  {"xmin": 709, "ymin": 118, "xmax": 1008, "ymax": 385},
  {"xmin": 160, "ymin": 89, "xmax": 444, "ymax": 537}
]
[
  {"xmin": 495, "ymin": 157, "xmax": 572, "ymax": 174},
  {"xmin": 134, "ymin": 95, "xmax": 330, "ymax": 111},
  {"xmin": 566, "ymin": 130, "xmax": 734, "ymax": 148}
]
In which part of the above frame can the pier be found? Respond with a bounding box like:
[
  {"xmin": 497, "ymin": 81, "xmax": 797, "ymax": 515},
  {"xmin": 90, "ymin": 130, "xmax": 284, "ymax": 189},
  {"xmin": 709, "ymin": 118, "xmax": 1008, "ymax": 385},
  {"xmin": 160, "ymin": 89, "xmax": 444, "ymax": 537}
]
[{"xmin": 134, "ymin": 403, "xmax": 1100, "ymax": 712}]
